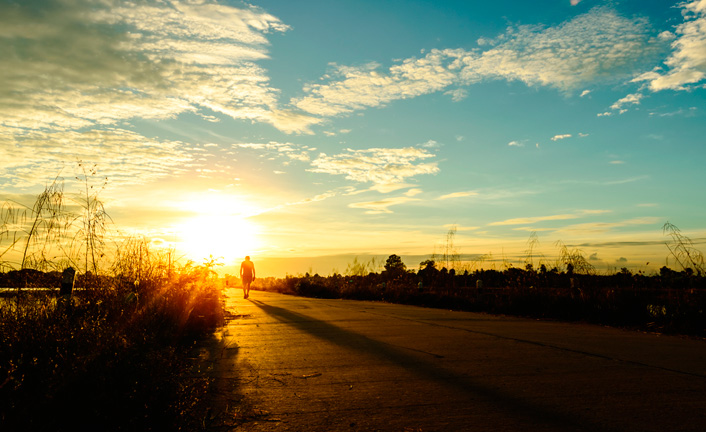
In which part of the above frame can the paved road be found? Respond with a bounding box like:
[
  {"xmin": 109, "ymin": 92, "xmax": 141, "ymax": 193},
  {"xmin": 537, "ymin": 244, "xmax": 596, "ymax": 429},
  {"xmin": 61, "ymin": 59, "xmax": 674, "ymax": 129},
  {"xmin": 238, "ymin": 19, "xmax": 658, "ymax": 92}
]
[{"xmin": 200, "ymin": 290, "xmax": 706, "ymax": 431}]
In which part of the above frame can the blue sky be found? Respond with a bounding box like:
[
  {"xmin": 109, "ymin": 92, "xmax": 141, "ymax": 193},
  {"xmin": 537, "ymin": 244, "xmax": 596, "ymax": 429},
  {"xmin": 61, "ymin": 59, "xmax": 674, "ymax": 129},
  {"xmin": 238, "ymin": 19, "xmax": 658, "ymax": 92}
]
[{"xmin": 1, "ymin": 0, "xmax": 705, "ymax": 276}]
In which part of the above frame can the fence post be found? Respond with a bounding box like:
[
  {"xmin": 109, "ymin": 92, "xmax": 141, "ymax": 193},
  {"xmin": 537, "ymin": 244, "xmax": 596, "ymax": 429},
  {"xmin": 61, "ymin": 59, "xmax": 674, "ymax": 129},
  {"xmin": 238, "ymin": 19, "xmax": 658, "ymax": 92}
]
[{"xmin": 60, "ymin": 267, "xmax": 75, "ymax": 304}]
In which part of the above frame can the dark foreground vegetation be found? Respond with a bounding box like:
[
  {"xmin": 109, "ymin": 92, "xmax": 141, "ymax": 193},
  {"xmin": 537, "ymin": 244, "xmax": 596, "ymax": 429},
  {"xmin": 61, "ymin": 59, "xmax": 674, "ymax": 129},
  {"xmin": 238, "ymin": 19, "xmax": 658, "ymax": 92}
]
[
  {"xmin": 1, "ymin": 169, "xmax": 227, "ymax": 431},
  {"xmin": 254, "ymin": 255, "xmax": 706, "ymax": 337},
  {"xmin": 0, "ymin": 258, "xmax": 224, "ymax": 431}
]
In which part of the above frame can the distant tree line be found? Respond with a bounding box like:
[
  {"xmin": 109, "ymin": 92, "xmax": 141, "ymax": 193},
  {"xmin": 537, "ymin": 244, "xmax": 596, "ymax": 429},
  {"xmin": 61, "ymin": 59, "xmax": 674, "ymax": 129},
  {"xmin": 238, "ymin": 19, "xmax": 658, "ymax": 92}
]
[{"xmin": 255, "ymin": 254, "xmax": 706, "ymax": 337}]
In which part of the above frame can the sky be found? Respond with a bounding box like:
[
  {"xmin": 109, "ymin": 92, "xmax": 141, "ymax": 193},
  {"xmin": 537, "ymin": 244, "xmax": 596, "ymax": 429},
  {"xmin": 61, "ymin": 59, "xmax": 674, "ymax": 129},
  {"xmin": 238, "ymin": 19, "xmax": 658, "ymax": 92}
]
[{"xmin": 1, "ymin": 0, "xmax": 705, "ymax": 277}]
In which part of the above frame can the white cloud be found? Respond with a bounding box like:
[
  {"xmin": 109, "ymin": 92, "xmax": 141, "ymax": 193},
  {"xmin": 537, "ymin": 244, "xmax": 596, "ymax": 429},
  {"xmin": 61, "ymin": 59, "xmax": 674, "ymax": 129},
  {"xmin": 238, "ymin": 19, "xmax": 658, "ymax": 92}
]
[
  {"xmin": 634, "ymin": 1, "xmax": 706, "ymax": 91},
  {"xmin": 658, "ymin": 31, "xmax": 677, "ymax": 42},
  {"xmin": 444, "ymin": 88, "xmax": 468, "ymax": 102},
  {"xmin": 323, "ymin": 128, "xmax": 352, "ymax": 136},
  {"xmin": 292, "ymin": 8, "xmax": 654, "ymax": 117},
  {"xmin": 0, "ymin": 0, "xmax": 319, "ymax": 134},
  {"xmin": 309, "ymin": 147, "xmax": 439, "ymax": 192},
  {"xmin": 436, "ymin": 191, "xmax": 478, "ymax": 200},
  {"xmin": 508, "ymin": 140, "xmax": 525, "ymax": 147},
  {"xmin": 293, "ymin": 50, "xmax": 461, "ymax": 116},
  {"xmin": 266, "ymin": 109, "xmax": 321, "ymax": 134},
  {"xmin": 580, "ymin": 90, "xmax": 591, "ymax": 97},
  {"xmin": 0, "ymin": 126, "xmax": 192, "ymax": 188},
  {"xmin": 610, "ymin": 92, "xmax": 644, "ymax": 110},
  {"xmin": 235, "ymin": 141, "xmax": 314, "ymax": 162},
  {"xmin": 571, "ymin": 0, "xmax": 583, "ymax": 5},
  {"xmin": 421, "ymin": 140, "xmax": 441, "ymax": 148},
  {"xmin": 459, "ymin": 7, "xmax": 654, "ymax": 91},
  {"xmin": 551, "ymin": 134, "xmax": 572, "ymax": 141}
]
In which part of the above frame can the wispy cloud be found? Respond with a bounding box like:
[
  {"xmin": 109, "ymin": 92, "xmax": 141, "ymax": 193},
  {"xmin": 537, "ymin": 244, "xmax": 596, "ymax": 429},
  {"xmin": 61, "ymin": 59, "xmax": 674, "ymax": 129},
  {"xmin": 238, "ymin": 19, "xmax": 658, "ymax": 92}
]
[
  {"xmin": 556, "ymin": 217, "xmax": 662, "ymax": 234},
  {"xmin": 603, "ymin": 175, "xmax": 649, "ymax": 185},
  {"xmin": 489, "ymin": 210, "xmax": 611, "ymax": 226},
  {"xmin": 436, "ymin": 191, "xmax": 478, "ymax": 200},
  {"xmin": 571, "ymin": 238, "xmax": 706, "ymax": 248},
  {"xmin": 490, "ymin": 214, "xmax": 580, "ymax": 226},
  {"xmin": 561, "ymin": 175, "xmax": 649, "ymax": 186},
  {"xmin": 551, "ymin": 134, "xmax": 572, "ymax": 141},
  {"xmin": 349, "ymin": 196, "xmax": 420, "ymax": 214},
  {"xmin": 443, "ymin": 224, "xmax": 479, "ymax": 231},
  {"xmin": 256, "ymin": 190, "xmax": 341, "ymax": 216},
  {"xmin": 308, "ymin": 147, "xmax": 439, "ymax": 193}
]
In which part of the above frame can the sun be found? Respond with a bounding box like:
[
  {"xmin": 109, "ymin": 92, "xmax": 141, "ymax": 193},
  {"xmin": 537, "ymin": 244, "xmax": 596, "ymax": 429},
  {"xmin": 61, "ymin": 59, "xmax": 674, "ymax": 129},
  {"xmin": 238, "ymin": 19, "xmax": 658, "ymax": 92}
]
[
  {"xmin": 172, "ymin": 194, "xmax": 262, "ymax": 264},
  {"xmin": 177, "ymin": 214, "xmax": 260, "ymax": 264}
]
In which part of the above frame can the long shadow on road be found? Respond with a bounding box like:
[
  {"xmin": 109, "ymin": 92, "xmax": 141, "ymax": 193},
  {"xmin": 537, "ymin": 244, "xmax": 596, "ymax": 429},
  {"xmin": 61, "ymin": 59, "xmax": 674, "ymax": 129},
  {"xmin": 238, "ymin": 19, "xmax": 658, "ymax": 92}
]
[{"xmin": 250, "ymin": 299, "xmax": 616, "ymax": 432}]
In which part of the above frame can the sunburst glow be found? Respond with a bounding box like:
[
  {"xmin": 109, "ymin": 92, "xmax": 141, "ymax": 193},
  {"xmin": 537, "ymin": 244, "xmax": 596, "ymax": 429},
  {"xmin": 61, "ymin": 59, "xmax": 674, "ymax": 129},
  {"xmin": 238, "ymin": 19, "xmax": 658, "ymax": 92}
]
[
  {"xmin": 174, "ymin": 196, "xmax": 261, "ymax": 264},
  {"xmin": 177, "ymin": 214, "xmax": 260, "ymax": 263}
]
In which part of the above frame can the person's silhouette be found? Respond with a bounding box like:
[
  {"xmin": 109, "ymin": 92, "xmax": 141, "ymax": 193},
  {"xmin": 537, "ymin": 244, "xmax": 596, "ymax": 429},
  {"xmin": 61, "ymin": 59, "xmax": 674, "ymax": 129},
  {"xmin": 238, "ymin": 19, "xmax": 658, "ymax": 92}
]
[{"xmin": 240, "ymin": 256, "xmax": 255, "ymax": 299}]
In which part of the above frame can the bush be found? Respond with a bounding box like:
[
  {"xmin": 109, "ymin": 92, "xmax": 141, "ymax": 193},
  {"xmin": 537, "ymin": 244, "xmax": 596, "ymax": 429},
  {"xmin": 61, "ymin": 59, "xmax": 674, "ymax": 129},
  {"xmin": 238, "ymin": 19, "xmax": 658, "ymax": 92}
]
[{"xmin": 256, "ymin": 265, "xmax": 706, "ymax": 337}]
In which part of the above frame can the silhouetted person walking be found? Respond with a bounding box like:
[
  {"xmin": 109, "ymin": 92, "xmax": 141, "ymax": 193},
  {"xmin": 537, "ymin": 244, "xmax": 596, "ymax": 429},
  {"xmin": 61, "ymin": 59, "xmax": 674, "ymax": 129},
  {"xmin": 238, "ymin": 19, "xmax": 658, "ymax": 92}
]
[{"xmin": 240, "ymin": 256, "xmax": 255, "ymax": 299}]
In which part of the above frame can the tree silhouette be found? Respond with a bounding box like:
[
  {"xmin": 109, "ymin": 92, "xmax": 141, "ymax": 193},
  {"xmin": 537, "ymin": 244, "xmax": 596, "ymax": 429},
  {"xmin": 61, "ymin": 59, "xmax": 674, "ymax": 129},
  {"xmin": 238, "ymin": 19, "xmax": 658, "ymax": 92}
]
[{"xmin": 384, "ymin": 254, "xmax": 406, "ymax": 276}]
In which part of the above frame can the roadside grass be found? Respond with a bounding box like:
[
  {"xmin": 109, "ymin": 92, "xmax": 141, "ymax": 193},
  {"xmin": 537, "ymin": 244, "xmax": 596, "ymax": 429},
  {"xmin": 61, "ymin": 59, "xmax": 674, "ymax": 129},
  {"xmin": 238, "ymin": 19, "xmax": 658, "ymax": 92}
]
[{"xmin": 0, "ymin": 252, "xmax": 224, "ymax": 431}]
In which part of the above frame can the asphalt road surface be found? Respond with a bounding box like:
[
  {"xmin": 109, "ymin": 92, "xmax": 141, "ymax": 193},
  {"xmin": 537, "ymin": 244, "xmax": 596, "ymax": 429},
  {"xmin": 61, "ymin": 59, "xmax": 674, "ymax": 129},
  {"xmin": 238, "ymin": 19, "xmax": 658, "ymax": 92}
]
[{"xmin": 199, "ymin": 290, "xmax": 706, "ymax": 431}]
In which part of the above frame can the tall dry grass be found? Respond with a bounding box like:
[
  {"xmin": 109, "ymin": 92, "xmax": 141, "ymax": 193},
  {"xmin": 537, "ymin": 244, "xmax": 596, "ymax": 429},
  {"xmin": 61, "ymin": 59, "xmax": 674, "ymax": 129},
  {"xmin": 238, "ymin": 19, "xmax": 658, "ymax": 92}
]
[{"xmin": 0, "ymin": 171, "xmax": 226, "ymax": 431}]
